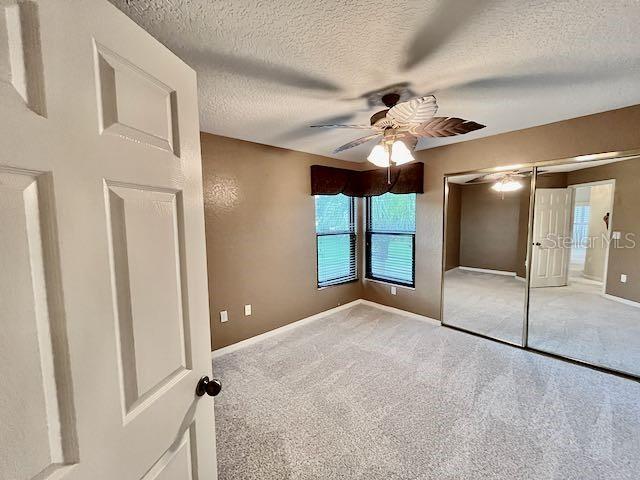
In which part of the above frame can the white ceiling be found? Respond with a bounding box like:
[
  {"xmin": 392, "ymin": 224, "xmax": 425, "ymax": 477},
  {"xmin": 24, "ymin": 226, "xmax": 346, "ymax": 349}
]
[{"xmin": 109, "ymin": 0, "xmax": 640, "ymax": 162}]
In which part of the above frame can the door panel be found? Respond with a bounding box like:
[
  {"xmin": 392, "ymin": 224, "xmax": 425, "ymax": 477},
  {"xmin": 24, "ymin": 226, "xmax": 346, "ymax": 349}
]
[
  {"xmin": 0, "ymin": 169, "xmax": 77, "ymax": 479},
  {"xmin": 530, "ymin": 188, "xmax": 572, "ymax": 288},
  {"xmin": 1, "ymin": 1, "xmax": 216, "ymax": 479},
  {"xmin": 105, "ymin": 183, "xmax": 191, "ymax": 417}
]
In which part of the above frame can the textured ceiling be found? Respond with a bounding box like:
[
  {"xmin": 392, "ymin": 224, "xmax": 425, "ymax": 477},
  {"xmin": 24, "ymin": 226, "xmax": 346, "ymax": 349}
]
[{"xmin": 109, "ymin": 0, "xmax": 640, "ymax": 162}]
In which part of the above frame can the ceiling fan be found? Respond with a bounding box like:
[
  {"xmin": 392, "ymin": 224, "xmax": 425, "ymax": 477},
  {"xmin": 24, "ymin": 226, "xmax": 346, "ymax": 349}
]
[
  {"xmin": 310, "ymin": 91, "xmax": 485, "ymax": 167},
  {"xmin": 464, "ymin": 169, "xmax": 530, "ymax": 197}
]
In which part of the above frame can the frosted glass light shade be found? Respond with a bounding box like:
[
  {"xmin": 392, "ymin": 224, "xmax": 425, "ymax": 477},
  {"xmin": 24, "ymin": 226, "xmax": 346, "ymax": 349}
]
[
  {"xmin": 367, "ymin": 144, "xmax": 390, "ymax": 167},
  {"xmin": 390, "ymin": 140, "xmax": 415, "ymax": 165}
]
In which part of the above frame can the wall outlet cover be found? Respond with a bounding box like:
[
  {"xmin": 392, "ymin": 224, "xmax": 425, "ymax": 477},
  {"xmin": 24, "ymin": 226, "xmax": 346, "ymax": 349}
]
[
  {"xmin": 612, "ymin": 231, "xmax": 621, "ymax": 240},
  {"xmin": 391, "ymin": 286, "xmax": 397, "ymax": 295},
  {"xmin": 621, "ymin": 274, "xmax": 628, "ymax": 283},
  {"xmin": 220, "ymin": 310, "xmax": 228, "ymax": 323},
  {"xmin": 244, "ymin": 304, "xmax": 252, "ymax": 316}
]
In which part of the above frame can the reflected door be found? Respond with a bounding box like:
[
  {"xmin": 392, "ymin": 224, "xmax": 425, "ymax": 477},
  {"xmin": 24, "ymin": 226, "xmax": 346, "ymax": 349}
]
[{"xmin": 530, "ymin": 188, "xmax": 572, "ymax": 288}]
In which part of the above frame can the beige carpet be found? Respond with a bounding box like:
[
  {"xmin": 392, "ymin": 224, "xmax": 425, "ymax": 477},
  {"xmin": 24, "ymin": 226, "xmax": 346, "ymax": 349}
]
[
  {"xmin": 443, "ymin": 268, "xmax": 640, "ymax": 376},
  {"xmin": 213, "ymin": 304, "xmax": 640, "ymax": 480}
]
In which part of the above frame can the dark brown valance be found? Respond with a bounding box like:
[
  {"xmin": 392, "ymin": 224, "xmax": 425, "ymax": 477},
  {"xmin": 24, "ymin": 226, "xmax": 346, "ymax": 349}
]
[{"xmin": 310, "ymin": 162, "xmax": 424, "ymax": 197}]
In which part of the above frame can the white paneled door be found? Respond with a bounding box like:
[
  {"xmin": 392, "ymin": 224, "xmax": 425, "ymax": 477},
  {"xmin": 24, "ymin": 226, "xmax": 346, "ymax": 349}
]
[
  {"xmin": 530, "ymin": 188, "xmax": 573, "ymax": 288},
  {"xmin": 0, "ymin": 1, "xmax": 217, "ymax": 479}
]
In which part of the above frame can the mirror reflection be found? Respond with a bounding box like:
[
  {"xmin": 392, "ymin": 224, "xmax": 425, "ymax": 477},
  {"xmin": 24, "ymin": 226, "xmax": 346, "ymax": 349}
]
[
  {"xmin": 528, "ymin": 156, "xmax": 640, "ymax": 375},
  {"xmin": 443, "ymin": 169, "xmax": 532, "ymax": 345}
]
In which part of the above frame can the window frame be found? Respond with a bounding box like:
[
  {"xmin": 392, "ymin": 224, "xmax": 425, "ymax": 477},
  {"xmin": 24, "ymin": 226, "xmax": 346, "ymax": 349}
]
[
  {"xmin": 365, "ymin": 194, "xmax": 416, "ymax": 288},
  {"xmin": 315, "ymin": 195, "xmax": 358, "ymax": 288}
]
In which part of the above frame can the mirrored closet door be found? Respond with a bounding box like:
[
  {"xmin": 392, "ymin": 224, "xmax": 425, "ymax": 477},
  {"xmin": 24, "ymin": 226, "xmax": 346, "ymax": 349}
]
[
  {"xmin": 442, "ymin": 169, "xmax": 533, "ymax": 346},
  {"xmin": 528, "ymin": 155, "xmax": 640, "ymax": 376}
]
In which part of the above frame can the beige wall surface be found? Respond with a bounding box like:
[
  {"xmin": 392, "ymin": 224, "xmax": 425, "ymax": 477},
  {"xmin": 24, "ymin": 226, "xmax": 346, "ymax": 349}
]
[
  {"xmin": 362, "ymin": 104, "xmax": 640, "ymax": 319},
  {"xmin": 201, "ymin": 134, "xmax": 364, "ymax": 349},
  {"xmin": 458, "ymin": 183, "xmax": 522, "ymax": 273}
]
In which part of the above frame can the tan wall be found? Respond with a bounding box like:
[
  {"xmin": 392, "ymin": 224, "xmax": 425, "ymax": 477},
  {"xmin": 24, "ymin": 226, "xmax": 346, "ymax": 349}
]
[
  {"xmin": 362, "ymin": 104, "xmax": 640, "ymax": 318},
  {"xmin": 458, "ymin": 183, "xmax": 522, "ymax": 273},
  {"xmin": 201, "ymin": 133, "xmax": 364, "ymax": 349}
]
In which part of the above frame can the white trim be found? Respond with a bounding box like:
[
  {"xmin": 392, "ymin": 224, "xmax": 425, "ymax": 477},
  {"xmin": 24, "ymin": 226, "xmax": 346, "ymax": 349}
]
[
  {"xmin": 363, "ymin": 277, "xmax": 415, "ymax": 290},
  {"xmin": 211, "ymin": 300, "xmax": 361, "ymax": 358},
  {"xmin": 359, "ymin": 300, "xmax": 440, "ymax": 326},
  {"xmin": 458, "ymin": 266, "xmax": 516, "ymax": 276},
  {"xmin": 603, "ymin": 293, "xmax": 640, "ymax": 309},
  {"xmin": 211, "ymin": 299, "xmax": 440, "ymax": 358},
  {"xmin": 515, "ymin": 275, "xmax": 526, "ymax": 282}
]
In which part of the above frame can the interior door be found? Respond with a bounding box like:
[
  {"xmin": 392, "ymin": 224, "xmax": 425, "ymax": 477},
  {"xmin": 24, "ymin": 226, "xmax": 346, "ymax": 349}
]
[
  {"xmin": 0, "ymin": 1, "xmax": 217, "ymax": 479},
  {"xmin": 530, "ymin": 188, "xmax": 573, "ymax": 288}
]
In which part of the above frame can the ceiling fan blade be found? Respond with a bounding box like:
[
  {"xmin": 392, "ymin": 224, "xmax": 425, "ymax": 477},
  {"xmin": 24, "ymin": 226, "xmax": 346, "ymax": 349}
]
[
  {"xmin": 387, "ymin": 96, "xmax": 438, "ymax": 127},
  {"xmin": 274, "ymin": 113, "xmax": 357, "ymax": 142},
  {"xmin": 333, "ymin": 133, "xmax": 382, "ymax": 154},
  {"xmin": 187, "ymin": 48, "xmax": 340, "ymax": 93},
  {"xmin": 403, "ymin": 0, "xmax": 490, "ymax": 71},
  {"xmin": 310, "ymin": 124, "xmax": 373, "ymax": 129},
  {"xmin": 465, "ymin": 174, "xmax": 494, "ymax": 184},
  {"xmin": 409, "ymin": 117, "xmax": 485, "ymax": 137},
  {"xmin": 343, "ymin": 82, "xmax": 419, "ymax": 108}
]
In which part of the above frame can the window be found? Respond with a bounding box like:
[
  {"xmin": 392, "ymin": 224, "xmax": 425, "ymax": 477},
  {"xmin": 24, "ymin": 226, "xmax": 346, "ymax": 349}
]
[
  {"xmin": 366, "ymin": 193, "xmax": 416, "ymax": 287},
  {"xmin": 315, "ymin": 194, "xmax": 357, "ymax": 287},
  {"xmin": 572, "ymin": 204, "xmax": 591, "ymax": 248}
]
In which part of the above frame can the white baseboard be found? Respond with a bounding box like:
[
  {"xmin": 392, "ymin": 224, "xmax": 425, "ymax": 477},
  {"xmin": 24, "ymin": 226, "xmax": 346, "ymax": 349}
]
[
  {"xmin": 458, "ymin": 266, "xmax": 516, "ymax": 276},
  {"xmin": 603, "ymin": 293, "xmax": 640, "ymax": 309},
  {"xmin": 515, "ymin": 276, "xmax": 526, "ymax": 282},
  {"xmin": 212, "ymin": 299, "xmax": 440, "ymax": 358},
  {"xmin": 211, "ymin": 299, "xmax": 361, "ymax": 358},
  {"xmin": 359, "ymin": 300, "xmax": 440, "ymax": 326}
]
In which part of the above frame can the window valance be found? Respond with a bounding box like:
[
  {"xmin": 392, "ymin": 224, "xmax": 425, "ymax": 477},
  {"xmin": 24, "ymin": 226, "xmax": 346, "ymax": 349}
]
[{"xmin": 310, "ymin": 162, "xmax": 424, "ymax": 197}]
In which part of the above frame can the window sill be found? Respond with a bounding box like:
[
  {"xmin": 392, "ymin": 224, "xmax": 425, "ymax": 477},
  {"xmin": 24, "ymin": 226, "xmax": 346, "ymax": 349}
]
[
  {"xmin": 364, "ymin": 277, "xmax": 415, "ymax": 291},
  {"xmin": 317, "ymin": 278, "xmax": 359, "ymax": 290}
]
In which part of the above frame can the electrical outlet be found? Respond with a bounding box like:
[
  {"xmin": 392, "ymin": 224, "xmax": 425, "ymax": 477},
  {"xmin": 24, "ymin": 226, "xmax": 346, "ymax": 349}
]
[
  {"xmin": 612, "ymin": 231, "xmax": 621, "ymax": 240},
  {"xmin": 244, "ymin": 304, "xmax": 252, "ymax": 316},
  {"xmin": 220, "ymin": 310, "xmax": 228, "ymax": 323},
  {"xmin": 621, "ymin": 274, "xmax": 628, "ymax": 283},
  {"xmin": 391, "ymin": 286, "xmax": 397, "ymax": 295}
]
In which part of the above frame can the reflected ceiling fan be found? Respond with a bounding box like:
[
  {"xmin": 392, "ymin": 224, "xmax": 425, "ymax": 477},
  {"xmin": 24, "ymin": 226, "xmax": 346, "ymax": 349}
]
[
  {"xmin": 310, "ymin": 91, "xmax": 485, "ymax": 166},
  {"xmin": 465, "ymin": 170, "xmax": 530, "ymax": 197}
]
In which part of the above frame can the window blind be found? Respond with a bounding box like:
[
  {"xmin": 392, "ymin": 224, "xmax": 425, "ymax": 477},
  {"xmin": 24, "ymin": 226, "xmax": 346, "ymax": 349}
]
[
  {"xmin": 315, "ymin": 194, "xmax": 357, "ymax": 287},
  {"xmin": 366, "ymin": 193, "xmax": 416, "ymax": 287}
]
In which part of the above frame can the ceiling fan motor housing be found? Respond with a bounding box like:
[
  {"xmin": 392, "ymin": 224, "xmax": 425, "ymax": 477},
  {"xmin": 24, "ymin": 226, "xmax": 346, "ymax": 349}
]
[{"xmin": 381, "ymin": 93, "xmax": 401, "ymax": 107}]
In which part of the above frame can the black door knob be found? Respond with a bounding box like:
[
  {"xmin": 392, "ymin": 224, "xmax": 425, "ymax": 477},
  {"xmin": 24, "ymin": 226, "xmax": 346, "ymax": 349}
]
[{"xmin": 196, "ymin": 376, "xmax": 222, "ymax": 397}]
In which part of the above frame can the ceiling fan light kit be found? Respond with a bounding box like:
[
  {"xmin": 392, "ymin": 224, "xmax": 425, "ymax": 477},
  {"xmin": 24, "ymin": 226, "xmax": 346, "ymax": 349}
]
[
  {"xmin": 367, "ymin": 143, "xmax": 390, "ymax": 167},
  {"xmin": 366, "ymin": 139, "xmax": 416, "ymax": 168},
  {"xmin": 390, "ymin": 140, "xmax": 415, "ymax": 165},
  {"xmin": 311, "ymin": 90, "xmax": 486, "ymax": 168}
]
